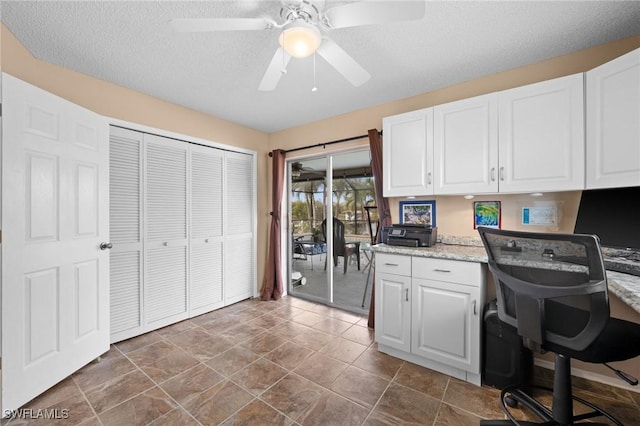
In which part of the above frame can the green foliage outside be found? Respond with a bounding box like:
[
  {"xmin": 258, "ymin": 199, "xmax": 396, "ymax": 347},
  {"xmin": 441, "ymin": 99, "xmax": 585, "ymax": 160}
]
[{"xmin": 291, "ymin": 176, "xmax": 375, "ymax": 237}]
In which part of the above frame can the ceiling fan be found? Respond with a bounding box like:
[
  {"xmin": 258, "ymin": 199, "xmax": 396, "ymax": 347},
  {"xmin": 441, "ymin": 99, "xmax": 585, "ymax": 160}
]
[
  {"xmin": 169, "ymin": 0, "xmax": 426, "ymax": 91},
  {"xmin": 291, "ymin": 161, "xmax": 318, "ymax": 178}
]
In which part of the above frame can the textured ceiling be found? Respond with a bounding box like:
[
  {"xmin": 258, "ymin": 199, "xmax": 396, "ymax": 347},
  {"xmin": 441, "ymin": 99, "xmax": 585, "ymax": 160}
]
[{"xmin": 2, "ymin": 1, "xmax": 640, "ymax": 133}]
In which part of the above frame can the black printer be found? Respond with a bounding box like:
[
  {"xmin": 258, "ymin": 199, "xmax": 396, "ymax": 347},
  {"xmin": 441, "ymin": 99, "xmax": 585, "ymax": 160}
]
[{"xmin": 381, "ymin": 224, "xmax": 438, "ymax": 247}]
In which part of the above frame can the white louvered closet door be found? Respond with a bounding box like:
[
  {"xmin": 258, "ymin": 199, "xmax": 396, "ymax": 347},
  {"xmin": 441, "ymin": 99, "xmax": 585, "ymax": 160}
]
[
  {"xmin": 225, "ymin": 151, "xmax": 255, "ymax": 304},
  {"xmin": 144, "ymin": 134, "xmax": 189, "ymax": 328},
  {"xmin": 190, "ymin": 145, "xmax": 224, "ymax": 316},
  {"xmin": 109, "ymin": 127, "xmax": 143, "ymax": 342}
]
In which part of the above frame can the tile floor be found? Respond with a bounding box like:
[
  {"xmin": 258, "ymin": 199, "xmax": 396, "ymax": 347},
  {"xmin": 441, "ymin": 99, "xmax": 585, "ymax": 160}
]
[{"xmin": 4, "ymin": 296, "xmax": 640, "ymax": 425}]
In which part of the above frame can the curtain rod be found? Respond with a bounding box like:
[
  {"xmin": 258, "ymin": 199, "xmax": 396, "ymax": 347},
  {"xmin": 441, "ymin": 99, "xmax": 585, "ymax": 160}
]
[{"xmin": 269, "ymin": 130, "xmax": 381, "ymax": 157}]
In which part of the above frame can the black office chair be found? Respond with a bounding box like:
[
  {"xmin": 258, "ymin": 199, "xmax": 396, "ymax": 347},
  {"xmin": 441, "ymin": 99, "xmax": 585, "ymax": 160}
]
[
  {"xmin": 322, "ymin": 217, "xmax": 360, "ymax": 274},
  {"xmin": 477, "ymin": 226, "xmax": 640, "ymax": 426}
]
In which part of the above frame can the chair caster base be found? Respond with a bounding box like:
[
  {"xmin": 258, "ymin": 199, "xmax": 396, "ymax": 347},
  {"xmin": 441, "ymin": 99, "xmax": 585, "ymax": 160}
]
[{"xmin": 504, "ymin": 395, "xmax": 518, "ymax": 408}]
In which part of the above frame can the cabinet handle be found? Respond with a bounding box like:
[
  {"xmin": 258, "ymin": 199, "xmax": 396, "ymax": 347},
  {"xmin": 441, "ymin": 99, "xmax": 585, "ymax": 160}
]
[
  {"xmin": 491, "ymin": 167, "xmax": 496, "ymax": 182},
  {"xmin": 473, "ymin": 300, "xmax": 477, "ymax": 315},
  {"xmin": 427, "ymin": 172, "xmax": 432, "ymax": 185},
  {"xmin": 384, "ymin": 263, "xmax": 399, "ymax": 267},
  {"xmin": 433, "ymin": 268, "xmax": 451, "ymax": 273},
  {"xmin": 405, "ymin": 288, "xmax": 409, "ymax": 302},
  {"xmin": 499, "ymin": 167, "xmax": 505, "ymax": 181}
]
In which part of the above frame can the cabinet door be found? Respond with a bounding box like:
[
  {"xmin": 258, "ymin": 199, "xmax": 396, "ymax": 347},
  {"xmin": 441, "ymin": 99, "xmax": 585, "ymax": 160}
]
[
  {"xmin": 586, "ymin": 48, "xmax": 640, "ymax": 189},
  {"xmin": 434, "ymin": 94, "xmax": 498, "ymax": 194},
  {"xmin": 375, "ymin": 272, "xmax": 411, "ymax": 352},
  {"xmin": 498, "ymin": 73, "xmax": 585, "ymax": 193},
  {"xmin": 382, "ymin": 108, "xmax": 434, "ymax": 197},
  {"xmin": 411, "ymin": 278, "xmax": 481, "ymax": 374}
]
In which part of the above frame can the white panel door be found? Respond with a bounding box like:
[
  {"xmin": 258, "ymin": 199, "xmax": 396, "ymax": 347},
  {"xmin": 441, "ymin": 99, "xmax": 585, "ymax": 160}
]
[
  {"xmin": 190, "ymin": 145, "xmax": 224, "ymax": 316},
  {"xmin": 586, "ymin": 48, "xmax": 640, "ymax": 189},
  {"xmin": 2, "ymin": 73, "xmax": 109, "ymax": 413},
  {"xmin": 434, "ymin": 94, "xmax": 499, "ymax": 194},
  {"xmin": 224, "ymin": 151, "xmax": 255, "ymax": 305},
  {"xmin": 144, "ymin": 134, "xmax": 188, "ymax": 329},
  {"xmin": 109, "ymin": 126, "xmax": 143, "ymax": 342},
  {"xmin": 498, "ymin": 73, "xmax": 585, "ymax": 193}
]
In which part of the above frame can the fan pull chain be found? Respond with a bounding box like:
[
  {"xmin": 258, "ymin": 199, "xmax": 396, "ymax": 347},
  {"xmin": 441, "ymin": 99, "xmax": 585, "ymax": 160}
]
[
  {"xmin": 281, "ymin": 32, "xmax": 287, "ymax": 74},
  {"xmin": 312, "ymin": 52, "xmax": 318, "ymax": 92}
]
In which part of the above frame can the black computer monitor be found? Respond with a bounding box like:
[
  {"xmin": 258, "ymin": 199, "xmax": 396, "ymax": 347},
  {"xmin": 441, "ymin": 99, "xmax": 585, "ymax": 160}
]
[{"xmin": 573, "ymin": 186, "xmax": 640, "ymax": 251}]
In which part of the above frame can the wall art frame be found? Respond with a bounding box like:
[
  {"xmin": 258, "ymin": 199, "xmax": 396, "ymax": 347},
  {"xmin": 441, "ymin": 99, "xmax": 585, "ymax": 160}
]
[
  {"xmin": 399, "ymin": 200, "xmax": 436, "ymax": 227},
  {"xmin": 474, "ymin": 200, "xmax": 501, "ymax": 229}
]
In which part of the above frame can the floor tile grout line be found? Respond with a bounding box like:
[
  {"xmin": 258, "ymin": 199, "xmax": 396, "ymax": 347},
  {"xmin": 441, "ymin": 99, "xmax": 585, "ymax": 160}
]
[
  {"xmin": 432, "ymin": 377, "xmax": 452, "ymax": 426},
  {"xmin": 97, "ymin": 346, "xmax": 173, "ymax": 420},
  {"xmin": 122, "ymin": 347, "xmax": 210, "ymax": 426},
  {"xmin": 222, "ymin": 302, "xmax": 373, "ymax": 424},
  {"xmin": 71, "ymin": 374, "xmax": 105, "ymax": 426}
]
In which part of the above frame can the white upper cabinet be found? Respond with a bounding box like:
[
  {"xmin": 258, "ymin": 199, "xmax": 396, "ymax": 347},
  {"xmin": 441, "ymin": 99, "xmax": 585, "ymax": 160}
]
[
  {"xmin": 434, "ymin": 94, "xmax": 498, "ymax": 194},
  {"xmin": 431, "ymin": 74, "xmax": 584, "ymax": 195},
  {"xmin": 498, "ymin": 73, "xmax": 585, "ymax": 193},
  {"xmin": 586, "ymin": 48, "xmax": 640, "ymax": 189},
  {"xmin": 383, "ymin": 108, "xmax": 434, "ymax": 197}
]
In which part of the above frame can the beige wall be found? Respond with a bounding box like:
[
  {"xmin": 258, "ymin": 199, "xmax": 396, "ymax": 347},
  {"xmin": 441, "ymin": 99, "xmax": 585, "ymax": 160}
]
[{"xmin": 3, "ymin": 21, "xmax": 640, "ymax": 385}]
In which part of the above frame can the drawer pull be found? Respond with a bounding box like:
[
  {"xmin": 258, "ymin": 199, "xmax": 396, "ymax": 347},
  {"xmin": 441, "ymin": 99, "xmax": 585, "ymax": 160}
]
[
  {"xmin": 384, "ymin": 263, "xmax": 399, "ymax": 267},
  {"xmin": 405, "ymin": 288, "xmax": 409, "ymax": 302},
  {"xmin": 433, "ymin": 268, "xmax": 451, "ymax": 273}
]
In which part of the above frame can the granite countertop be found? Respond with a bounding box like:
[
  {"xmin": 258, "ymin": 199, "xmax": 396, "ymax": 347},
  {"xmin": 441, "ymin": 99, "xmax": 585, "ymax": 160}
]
[{"xmin": 371, "ymin": 241, "xmax": 640, "ymax": 316}]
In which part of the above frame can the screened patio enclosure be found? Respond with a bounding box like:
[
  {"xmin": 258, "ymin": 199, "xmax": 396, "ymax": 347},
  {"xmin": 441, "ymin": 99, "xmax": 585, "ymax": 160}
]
[{"xmin": 288, "ymin": 150, "xmax": 378, "ymax": 314}]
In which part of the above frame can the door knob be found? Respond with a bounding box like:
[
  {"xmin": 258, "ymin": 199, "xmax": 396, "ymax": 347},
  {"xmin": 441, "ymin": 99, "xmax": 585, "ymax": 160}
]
[{"xmin": 100, "ymin": 242, "xmax": 113, "ymax": 250}]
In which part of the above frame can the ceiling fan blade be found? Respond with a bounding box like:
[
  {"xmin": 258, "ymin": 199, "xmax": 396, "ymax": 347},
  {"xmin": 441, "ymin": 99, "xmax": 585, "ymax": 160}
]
[
  {"xmin": 258, "ymin": 48, "xmax": 292, "ymax": 91},
  {"xmin": 169, "ymin": 18, "xmax": 272, "ymax": 32},
  {"xmin": 323, "ymin": 1, "xmax": 425, "ymax": 29},
  {"xmin": 317, "ymin": 39, "xmax": 370, "ymax": 87}
]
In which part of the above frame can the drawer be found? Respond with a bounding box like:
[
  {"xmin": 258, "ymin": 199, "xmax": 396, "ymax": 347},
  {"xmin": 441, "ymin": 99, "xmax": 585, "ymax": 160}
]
[
  {"xmin": 376, "ymin": 253, "xmax": 411, "ymax": 276},
  {"xmin": 412, "ymin": 257, "xmax": 482, "ymax": 286}
]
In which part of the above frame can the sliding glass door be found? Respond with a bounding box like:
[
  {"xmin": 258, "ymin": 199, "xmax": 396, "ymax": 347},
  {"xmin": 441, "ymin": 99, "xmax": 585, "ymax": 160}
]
[
  {"xmin": 289, "ymin": 157, "xmax": 329, "ymax": 305},
  {"xmin": 287, "ymin": 150, "xmax": 375, "ymax": 314}
]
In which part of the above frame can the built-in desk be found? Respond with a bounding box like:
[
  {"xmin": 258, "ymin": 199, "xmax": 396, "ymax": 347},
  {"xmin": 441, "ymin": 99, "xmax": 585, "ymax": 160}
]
[
  {"xmin": 371, "ymin": 241, "xmax": 640, "ymax": 390},
  {"xmin": 371, "ymin": 243, "xmax": 640, "ymax": 315}
]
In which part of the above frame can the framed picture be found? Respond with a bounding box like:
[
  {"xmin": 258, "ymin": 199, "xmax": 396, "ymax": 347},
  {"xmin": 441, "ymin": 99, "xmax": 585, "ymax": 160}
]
[
  {"xmin": 474, "ymin": 201, "xmax": 501, "ymax": 229},
  {"xmin": 399, "ymin": 200, "xmax": 436, "ymax": 226}
]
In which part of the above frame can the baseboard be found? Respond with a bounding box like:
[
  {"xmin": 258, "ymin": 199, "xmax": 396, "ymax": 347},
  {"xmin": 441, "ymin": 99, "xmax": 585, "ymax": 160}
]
[{"xmin": 534, "ymin": 358, "xmax": 640, "ymax": 393}]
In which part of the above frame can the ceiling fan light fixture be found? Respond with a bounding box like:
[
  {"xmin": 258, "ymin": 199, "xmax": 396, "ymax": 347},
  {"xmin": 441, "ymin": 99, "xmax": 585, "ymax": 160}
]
[{"xmin": 278, "ymin": 19, "xmax": 321, "ymax": 58}]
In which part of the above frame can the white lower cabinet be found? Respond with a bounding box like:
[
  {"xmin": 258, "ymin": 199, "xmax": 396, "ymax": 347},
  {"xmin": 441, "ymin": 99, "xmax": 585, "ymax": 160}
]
[
  {"xmin": 375, "ymin": 253, "xmax": 486, "ymax": 385},
  {"xmin": 375, "ymin": 254, "xmax": 412, "ymax": 352}
]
